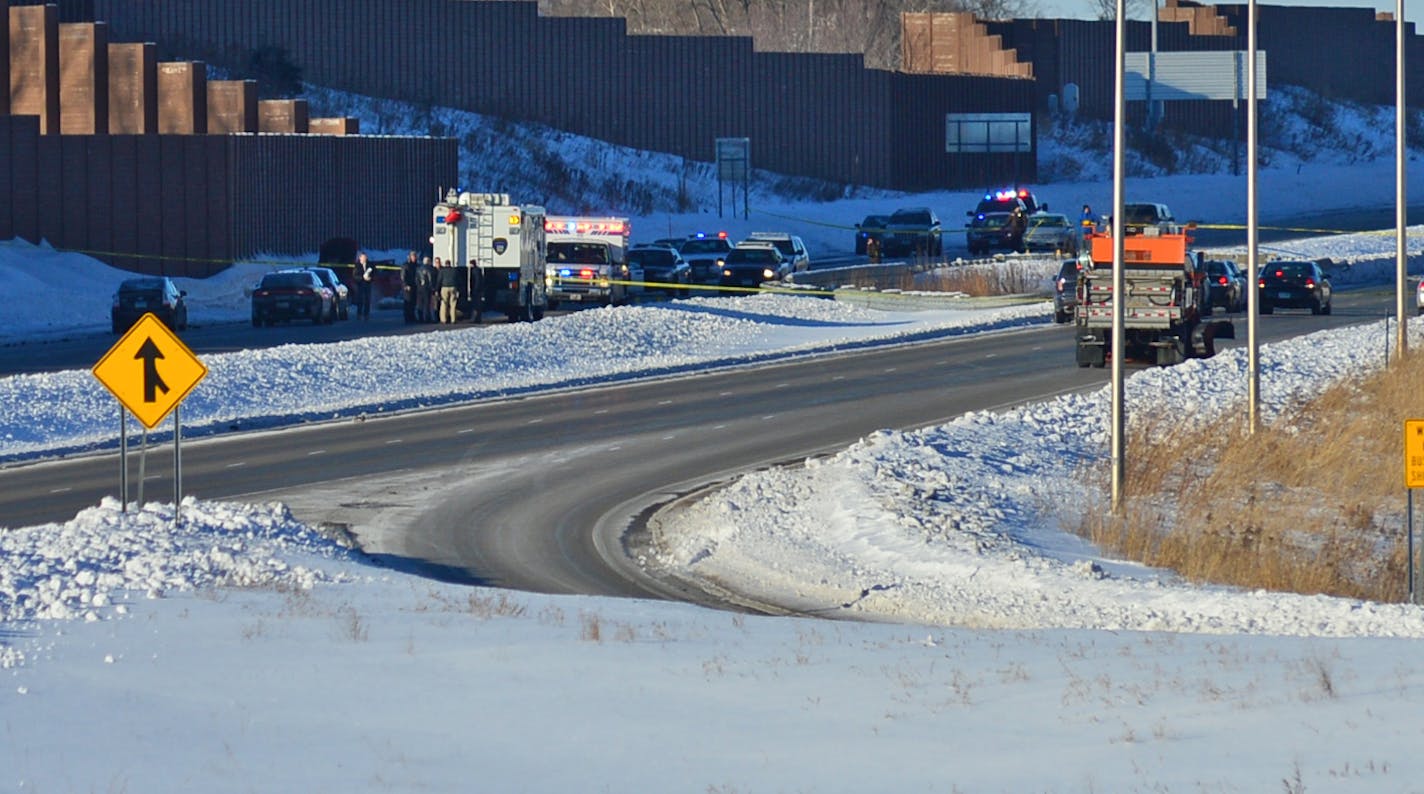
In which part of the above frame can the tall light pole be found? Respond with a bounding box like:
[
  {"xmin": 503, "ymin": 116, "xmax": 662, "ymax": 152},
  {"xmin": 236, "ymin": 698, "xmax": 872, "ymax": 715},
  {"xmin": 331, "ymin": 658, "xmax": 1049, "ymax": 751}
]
[
  {"xmin": 1247, "ymin": 0, "xmax": 1261, "ymax": 435},
  {"xmin": 1111, "ymin": 0, "xmax": 1128, "ymax": 509},
  {"xmin": 1398, "ymin": 0, "xmax": 1409, "ymax": 359}
]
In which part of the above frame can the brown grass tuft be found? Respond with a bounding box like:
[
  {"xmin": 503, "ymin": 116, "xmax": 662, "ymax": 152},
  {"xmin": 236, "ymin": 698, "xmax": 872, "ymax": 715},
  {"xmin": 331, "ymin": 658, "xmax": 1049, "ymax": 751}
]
[{"xmin": 1077, "ymin": 351, "xmax": 1424, "ymax": 601}]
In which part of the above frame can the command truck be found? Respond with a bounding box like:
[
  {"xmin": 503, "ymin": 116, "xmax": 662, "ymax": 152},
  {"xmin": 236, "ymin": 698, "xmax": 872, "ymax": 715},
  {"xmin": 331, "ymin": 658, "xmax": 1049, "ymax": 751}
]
[
  {"xmin": 544, "ymin": 216, "xmax": 634, "ymax": 308},
  {"xmin": 1074, "ymin": 232, "xmax": 1234, "ymax": 367},
  {"xmin": 432, "ymin": 191, "xmax": 548, "ymax": 322}
]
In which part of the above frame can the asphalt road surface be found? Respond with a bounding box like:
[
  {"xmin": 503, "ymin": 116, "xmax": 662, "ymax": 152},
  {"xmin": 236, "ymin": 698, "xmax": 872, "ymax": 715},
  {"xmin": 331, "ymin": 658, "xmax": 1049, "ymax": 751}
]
[{"xmin": 0, "ymin": 287, "xmax": 1399, "ymax": 609}]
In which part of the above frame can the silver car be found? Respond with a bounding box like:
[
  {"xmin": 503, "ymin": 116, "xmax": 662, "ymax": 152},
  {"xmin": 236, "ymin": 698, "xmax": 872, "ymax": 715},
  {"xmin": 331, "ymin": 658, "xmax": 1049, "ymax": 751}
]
[{"xmin": 1022, "ymin": 213, "xmax": 1079, "ymax": 256}]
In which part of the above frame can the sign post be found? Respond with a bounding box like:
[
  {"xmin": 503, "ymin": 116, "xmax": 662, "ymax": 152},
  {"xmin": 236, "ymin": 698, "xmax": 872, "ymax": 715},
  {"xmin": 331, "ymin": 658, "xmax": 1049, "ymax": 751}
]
[
  {"xmin": 93, "ymin": 313, "xmax": 208, "ymax": 524},
  {"xmin": 715, "ymin": 137, "xmax": 750, "ymax": 220},
  {"xmin": 1404, "ymin": 419, "xmax": 1424, "ymax": 603}
]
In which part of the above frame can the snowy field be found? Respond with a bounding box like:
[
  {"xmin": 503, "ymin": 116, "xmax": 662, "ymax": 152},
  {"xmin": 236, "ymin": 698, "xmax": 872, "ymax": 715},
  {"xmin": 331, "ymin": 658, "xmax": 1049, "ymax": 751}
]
[{"xmin": 6, "ymin": 98, "xmax": 1424, "ymax": 789}]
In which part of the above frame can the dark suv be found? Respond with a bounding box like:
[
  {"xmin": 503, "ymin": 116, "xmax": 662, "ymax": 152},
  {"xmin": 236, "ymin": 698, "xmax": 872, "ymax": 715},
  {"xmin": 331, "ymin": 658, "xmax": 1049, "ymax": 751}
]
[
  {"xmin": 112, "ymin": 276, "xmax": 188, "ymax": 333},
  {"xmin": 882, "ymin": 207, "xmax": 943, "ymax": 257},
  {"xmin": 627, "ymin": 244, "xmax": 690, "ymax": 296},
  {"xmin": 966, "ymin": 212, "xmax": 1026, "ymax": 256}
]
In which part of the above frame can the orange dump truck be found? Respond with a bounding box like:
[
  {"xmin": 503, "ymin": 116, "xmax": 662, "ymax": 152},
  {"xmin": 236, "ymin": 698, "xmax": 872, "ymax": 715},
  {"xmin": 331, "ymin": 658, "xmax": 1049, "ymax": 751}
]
[{"xmin": 1074, "ymin": 232, "xmax": 1235, "ymax": 367}]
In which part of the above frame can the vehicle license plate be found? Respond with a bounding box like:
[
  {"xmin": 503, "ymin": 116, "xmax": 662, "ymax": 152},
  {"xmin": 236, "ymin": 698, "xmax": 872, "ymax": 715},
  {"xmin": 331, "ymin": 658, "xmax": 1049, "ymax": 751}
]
[
  {"xmin": 1278, "ymin": 292, "xmax": 1292, "ymax": 300},
  {"xmin": 276, "ymin": 301, "xmax": 290, "ymax": 308}
]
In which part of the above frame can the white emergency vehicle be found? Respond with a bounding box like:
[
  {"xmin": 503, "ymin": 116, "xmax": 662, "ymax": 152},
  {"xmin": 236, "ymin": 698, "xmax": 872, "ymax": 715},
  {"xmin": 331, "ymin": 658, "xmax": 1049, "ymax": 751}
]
[
  {"xmin": 432, "ymin": 191, "xmax": 548, "ymax": 322},
  {"xmin": 543, "ymin": 216, "xmax": 636, "ymax": 308}
]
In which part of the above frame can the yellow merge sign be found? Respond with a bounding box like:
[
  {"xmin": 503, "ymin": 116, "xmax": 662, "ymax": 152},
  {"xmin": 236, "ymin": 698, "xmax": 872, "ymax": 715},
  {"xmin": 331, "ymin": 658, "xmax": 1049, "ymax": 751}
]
[
  {"xmin": 93, "ymin": 313, "xmax": 208, "ymax": 429},
  {"xmin": 1407, "ymin": 420, "xmax": 1424, "ymax": 489}
]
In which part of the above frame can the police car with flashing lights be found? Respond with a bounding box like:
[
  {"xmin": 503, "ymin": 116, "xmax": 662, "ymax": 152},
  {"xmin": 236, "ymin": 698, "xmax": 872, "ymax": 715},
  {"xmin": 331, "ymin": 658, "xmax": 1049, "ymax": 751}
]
[
  {"xmin": 680, "ymin": 232, "xmax": 735, "ymax": 285},
  {"xmin": 971, "ymin": 187, "xmax": 1044, "ymax": 217}
]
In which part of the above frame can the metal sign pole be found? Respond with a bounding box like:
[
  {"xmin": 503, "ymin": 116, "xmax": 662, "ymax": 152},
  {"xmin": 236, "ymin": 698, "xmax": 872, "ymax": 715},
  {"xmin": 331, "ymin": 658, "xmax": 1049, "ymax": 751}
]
[
  {"xmin": 119, "ymin": 404, "xmax": 128, "ymax": 513},
  {"xmin": 174, "ymin": 405, "xmax": 182, "ymax": 528},
  {"xmin": 138, "ymin": 425, "xmax": 147, "ymax": 507},
  {"xmin": 1410, "ymin": 489, "xmax": 1415, "ymax": 604}
]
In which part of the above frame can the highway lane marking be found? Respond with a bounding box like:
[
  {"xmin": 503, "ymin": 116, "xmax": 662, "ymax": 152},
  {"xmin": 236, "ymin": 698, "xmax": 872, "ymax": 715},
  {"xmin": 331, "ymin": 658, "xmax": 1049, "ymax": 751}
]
[
  {"xmin": 719, "ymin": 391, "xmax": 734, "ymax": 397},
  {"xmin": 458, "ymin": 428, "xmax": 475, "ymax": 434},
  {"xmin": 527, "ymin": 418, "xmax": 544, "ymax": 425},
  {"xmin": 49, "ymin": 487, "xmax": 71, "ymax": 494},
  {"xmin": 225, "ymin": 462, "xmax": 246, "ymax": 469},
  {"xmin": 832, "ymin": 375, "xmax": 845, "ymax": 380},
  {"xmin": 385, "ymin": 439, "xmax": 403, "ymax": 445},
  {"xmin": 595, "ymin": 409, "xmax": 609, "ymax": 415},
  {"xmin": 307, "ymin": 450, "xmax": 326, "ymax": 456},
  {"xmin": 658, "ymin": 400, "xmax": 673, "ymax": 406},
  {"xmin": 713, "ymin": 424, "xmax": 727, "ymax": 430},
  {"xmin": 883, "ymin": 367, "xmax": 897, "ymax": 373},
  {"xmin": 984, "ymin": 353, "xmax": 998, "ymax": 359},
  {"xmin": 775, "ymin": 383, "xmax": 789, "ymax": 388},
  {"xmin": 762, "ymin": 415, "xmax": 776, "ymax": 420}
]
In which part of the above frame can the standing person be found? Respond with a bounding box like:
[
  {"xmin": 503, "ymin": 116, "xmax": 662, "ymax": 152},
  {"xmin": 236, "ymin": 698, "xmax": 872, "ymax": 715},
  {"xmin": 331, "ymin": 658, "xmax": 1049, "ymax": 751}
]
[
  {"xmin": 1080, "ymin": 204, "xmax": 1101, "ymax": 241},
  {"xmin": 415, "ymin": 255, "xmax": 435, "ymax": 323},
  {"xmin": 354, "ymin": 251, "xmax": 376, "ymax": 320},
  {"xmin": 467, "ymin": 258, "xmax": 485, "ymax": 324},
  {"xmin": 400, "ymin": 250, "xmax": 420, "ymax": 324},
  {"xmin": 428, "ymin": 257, "xmax": 443, "ymax": 321},
  {"xmin": 437, "ymin": 255, "xmax": 460, "ymax": 324}
]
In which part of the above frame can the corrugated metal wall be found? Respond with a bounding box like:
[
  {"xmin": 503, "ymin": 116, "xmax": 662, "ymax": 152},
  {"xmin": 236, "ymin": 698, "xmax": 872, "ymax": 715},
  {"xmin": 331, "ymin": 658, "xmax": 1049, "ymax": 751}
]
[
  {"xmin": 71, "ymin": 0, "xmax": 1035, "ymax": 190},
  {"xmin": 0, "ymin": 117, "xmax": 456, "ymax": 276},
  {"xmin": 985, "ymin": 9, "xmax": 1424, "ymax": 138}
]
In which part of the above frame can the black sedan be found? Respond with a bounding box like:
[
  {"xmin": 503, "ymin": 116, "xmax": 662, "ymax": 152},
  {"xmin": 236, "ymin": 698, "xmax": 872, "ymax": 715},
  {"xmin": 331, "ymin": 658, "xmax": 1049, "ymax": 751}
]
[
  {"xmin": 1202, "ymin": 259, "xmax": 1245, "ymax": 312},
  {"xmin": 252, "ymin": 270, "xmax": 335, "ymax": 326},
  {"xmin": 1258, "ymin": 261, "xmax": 1332, "ymax": 315},
  {"xmin": 112, "ymin": 276, "xmax": 188, "ymax": 333},
  {"xmin": 720, "ymin": 244, "xmax": 785, "ymax": 289}
]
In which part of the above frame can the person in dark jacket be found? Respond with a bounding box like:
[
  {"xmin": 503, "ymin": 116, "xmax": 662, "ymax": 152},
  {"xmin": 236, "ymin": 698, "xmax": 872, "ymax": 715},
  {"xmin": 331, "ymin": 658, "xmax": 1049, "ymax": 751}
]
[
  {"xmin": 466, "ymin": 258, "xmax": 485, "ymax": 323},
  {"xmin": 436, "ymin": 256, "xmax": 461, "ymax": 324},
  {"xmin": 415, "ymin": 256, "xmax": 435, "ymax": 323},
  {"xmin": 353, "ymin": 251, "xmax": 377, "ymax": 320},
  {"xmin": 400, "ymin": 250, "xmax": 420, "ymax": 324}
]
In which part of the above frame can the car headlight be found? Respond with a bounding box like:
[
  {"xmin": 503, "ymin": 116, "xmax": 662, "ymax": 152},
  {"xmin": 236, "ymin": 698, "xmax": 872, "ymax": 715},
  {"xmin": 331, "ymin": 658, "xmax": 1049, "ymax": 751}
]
[{"xmin": 762, "ymin": 268, "xmax": 775, "ymax": 280}]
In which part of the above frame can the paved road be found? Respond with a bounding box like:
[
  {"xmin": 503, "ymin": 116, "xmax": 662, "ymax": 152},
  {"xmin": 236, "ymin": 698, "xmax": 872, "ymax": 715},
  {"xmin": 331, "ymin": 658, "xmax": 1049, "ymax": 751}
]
[{"xmin": 0, "ymin": 287, "xmax": 1396, "ymax": 606}]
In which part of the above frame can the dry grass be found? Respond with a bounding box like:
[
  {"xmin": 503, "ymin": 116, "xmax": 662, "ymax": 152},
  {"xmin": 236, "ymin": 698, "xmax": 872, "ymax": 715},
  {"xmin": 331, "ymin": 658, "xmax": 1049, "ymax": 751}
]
[
  {"xmin": 915, "ymin": 261, "xmax": 1046, "ymax": 296},
  {"xmin": 837, "ymin": 259, "xmax": 1047, "ymax": 296},
  {"xmin": 1078, "ymin": 353, "xmax": 1424, "ymax": 601}
]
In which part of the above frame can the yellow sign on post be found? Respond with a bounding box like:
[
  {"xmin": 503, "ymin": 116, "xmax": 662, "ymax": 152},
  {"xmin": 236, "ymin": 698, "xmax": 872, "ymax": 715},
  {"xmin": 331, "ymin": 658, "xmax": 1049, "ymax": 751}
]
[
  {"xmin": 93, "ymin": 313, "xmax": 208, "ymax": 429},
  {"xmin": 1406, "ymin": 420, "xmax": 1424, "ymax": 489}
]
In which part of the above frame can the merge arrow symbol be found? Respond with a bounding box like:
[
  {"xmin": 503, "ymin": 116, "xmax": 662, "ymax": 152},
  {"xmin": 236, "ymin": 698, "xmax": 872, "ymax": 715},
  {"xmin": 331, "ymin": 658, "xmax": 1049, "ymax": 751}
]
[{"xmin": 134, "ymin": 337, "xmax": 170, "ymax": 403}]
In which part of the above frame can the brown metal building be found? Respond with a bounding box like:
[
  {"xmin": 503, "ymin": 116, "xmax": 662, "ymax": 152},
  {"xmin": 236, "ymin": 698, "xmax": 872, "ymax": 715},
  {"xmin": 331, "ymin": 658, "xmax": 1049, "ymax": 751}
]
[{"xmin": 53, "ymin": 0, "xmax": 1040, "ymax": 191}]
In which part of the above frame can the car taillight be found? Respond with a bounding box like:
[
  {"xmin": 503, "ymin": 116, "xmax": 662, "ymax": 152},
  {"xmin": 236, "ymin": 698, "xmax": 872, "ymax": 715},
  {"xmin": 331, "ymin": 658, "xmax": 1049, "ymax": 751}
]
[
  {"xmin": 1258, "ymin": 278, "xmax": 1266, "ymax": 288},
  {"xmin": 255, "ymin": 289, "xmax": 269, "ymax": 297},
  {"xmin": 1218, "ymin": 276, "xmax": 1228, "ymax": 285},
  {"xmin": 1304, "ymin": 278, "xmax": 1316, "ymax": 289}
]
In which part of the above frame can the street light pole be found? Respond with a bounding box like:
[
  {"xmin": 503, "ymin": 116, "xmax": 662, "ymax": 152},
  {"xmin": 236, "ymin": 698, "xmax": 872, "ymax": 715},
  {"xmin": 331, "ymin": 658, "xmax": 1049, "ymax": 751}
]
[{"xmin": 1112, "ymin": 0, "xmax": 1128, "ymax": 509}]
